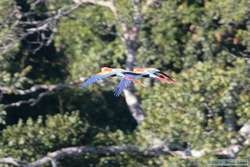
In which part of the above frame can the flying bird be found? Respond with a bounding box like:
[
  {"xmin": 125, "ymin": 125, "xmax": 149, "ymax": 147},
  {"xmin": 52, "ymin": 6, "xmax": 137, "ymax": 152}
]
[{"xmin": 80, "ymin": 67, "xmax": 176, "ymax": 96}]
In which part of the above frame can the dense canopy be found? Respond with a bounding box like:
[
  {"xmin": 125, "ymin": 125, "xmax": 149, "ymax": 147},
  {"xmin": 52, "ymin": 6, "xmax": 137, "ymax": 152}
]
[{"xmin": 0, "ymin": 0, "xmax": 249, "ymax": 166}]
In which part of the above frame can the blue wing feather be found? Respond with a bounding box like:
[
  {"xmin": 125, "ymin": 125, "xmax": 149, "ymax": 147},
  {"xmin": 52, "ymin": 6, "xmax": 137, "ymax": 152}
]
[
  {"xmin": 114, "ymin": 79, "xmax": 133, "ymax": 96},
  {"xmin": 80, "ymin": 72, "xmax": 116, "ymax": 88},
  {"xmin": 114, "ymin": 74, "xmax": 142, "ymax": 96}
]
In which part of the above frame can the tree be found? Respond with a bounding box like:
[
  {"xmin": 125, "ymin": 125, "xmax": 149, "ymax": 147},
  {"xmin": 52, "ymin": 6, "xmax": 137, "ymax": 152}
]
[{"xmin": 0, "ymin": 0, "xmax": 250, "ymax": 166}]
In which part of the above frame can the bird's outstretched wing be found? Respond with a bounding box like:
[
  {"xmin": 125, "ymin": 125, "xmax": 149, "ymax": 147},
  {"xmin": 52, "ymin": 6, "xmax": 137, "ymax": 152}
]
[
  {"xmin": 80, "ymin": 72, "xmax": 116, "ymax": 88},
  {"xmin": 113, "ymin": 74, "xmax": 143, "ymax": 96},
  {"xmin": 114, "ymin": 78, "xmax": 133, "ymax": 96}
]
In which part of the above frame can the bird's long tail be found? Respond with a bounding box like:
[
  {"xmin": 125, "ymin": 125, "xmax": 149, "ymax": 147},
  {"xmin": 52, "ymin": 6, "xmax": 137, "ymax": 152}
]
[{"xmin": 157, "ymin": 72, "xmax": 176, "ymax": 84}]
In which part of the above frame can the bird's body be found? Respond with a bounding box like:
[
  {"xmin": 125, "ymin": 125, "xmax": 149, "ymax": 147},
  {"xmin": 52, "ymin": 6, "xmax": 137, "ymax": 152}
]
[
  {"xmin": 80, "ymin": 67, "xmax": 176, "ymax": 96},
  {"xmin": 133, "ymin": 68, "xmax": 176, "ymax": 83}
]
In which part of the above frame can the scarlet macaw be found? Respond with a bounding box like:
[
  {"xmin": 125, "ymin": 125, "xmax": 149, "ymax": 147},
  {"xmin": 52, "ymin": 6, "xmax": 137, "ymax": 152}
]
[{"xmin": 80, "ymin": 67, "xmax": 176, "ymax": 96}]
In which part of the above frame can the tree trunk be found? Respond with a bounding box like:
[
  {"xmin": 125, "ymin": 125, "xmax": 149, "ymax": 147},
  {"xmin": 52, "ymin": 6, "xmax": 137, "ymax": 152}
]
[{"xmin": 121, "ymin": 0, "xmax": 145, "ymax": 124}]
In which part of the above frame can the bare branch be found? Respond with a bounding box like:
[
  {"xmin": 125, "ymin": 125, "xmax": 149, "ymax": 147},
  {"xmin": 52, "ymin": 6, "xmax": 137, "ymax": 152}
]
[
  {"xmin": 0, "ymin": 3, "xmax": 82, "ymax": 54},
  {"xmin": 0, "ymin": 83, "xmax": 75, "ymax": 95},
  {"xmin": 0, "ymin": 144, "xmax": 174, "ymax": 167},
  {"xmin": 1, "ymin": 82, "xmax": 81, "ymax": 109},
  {"xmin": 0, "ymin": 157, "xmax": 28, "ymax": 167},
  {"xmin": 0, "ymin": 0, "xmax": 119, "ymax": 54},
  {"xmin": 4, "ymin": 91, "xmax": 52, "ymax": 109}
]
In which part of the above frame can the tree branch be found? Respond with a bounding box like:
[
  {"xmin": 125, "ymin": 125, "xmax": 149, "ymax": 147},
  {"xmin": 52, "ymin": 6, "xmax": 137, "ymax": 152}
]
[
  {"xmin": 1, "ymin": 82, "xmax": 80, "ymax": 109},
  {"xmin": 0, "ymin": 3, "xmax": 82, "ymax": 54},
  {"xmin": 1, "ymin": 122, "xmax": 250, "ymax": 167},
  {"xmin": 120, "ymin": 0, "xmax": 145, "ymax": 123},
  {"xmin": 0, "ymin": 157, "xmax": 26, "ymax": 166}
]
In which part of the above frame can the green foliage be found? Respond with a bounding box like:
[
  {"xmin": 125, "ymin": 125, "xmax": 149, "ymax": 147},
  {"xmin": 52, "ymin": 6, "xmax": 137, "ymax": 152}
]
[
  {"xmin": 136, "ymin": 59, "xmax": 250, "ymax": 162},
  {"xmin": 0, "ymin": 0, "xmax": 250, "ymax": 166},
  {"xmin": 0, "ymin": 112, "xmax": 88, "ymax": 161},
  {"xmin": 52, "ymin": 88, "xmax": 137, "ymax": 131},
  {"xmin": 0, "ymin": 66, "xmax": 33, "ymax": 88},
  {"xmin": 55, "ymin": 6, "xmax": 123, "ymax": 80},
  {"xmin": 138, "ymin": 0, "xmax": 250, "ymax": 70}
]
